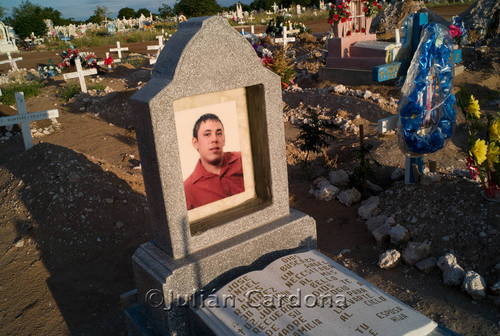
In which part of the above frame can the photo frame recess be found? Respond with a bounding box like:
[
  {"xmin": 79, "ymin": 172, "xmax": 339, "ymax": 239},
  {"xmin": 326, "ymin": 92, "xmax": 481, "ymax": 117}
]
[
  {"xmin": 181, "ymin": 85, "xmax": 274, "ymax": 235},
  {"xmin": 174, "ymin": 88, "xmax": 256, "ymax": 223}
]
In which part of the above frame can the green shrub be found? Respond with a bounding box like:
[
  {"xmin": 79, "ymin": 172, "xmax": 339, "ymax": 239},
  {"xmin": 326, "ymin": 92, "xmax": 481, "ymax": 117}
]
[
  {"xmin": 58, "ymin": 82, "xmax": 81, "ymax": 101},
  {"xmin": 0, "ymin": 80, "xmax": 44, "ymax": 105},
  {"xmin": 89, "ymin": 83, "xmax": 106, "ymax": 91}
]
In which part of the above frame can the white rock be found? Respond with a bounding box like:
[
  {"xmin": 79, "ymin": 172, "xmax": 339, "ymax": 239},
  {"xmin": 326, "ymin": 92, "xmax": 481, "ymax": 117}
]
[
  {"xmin": 438, "ymin": 253, "xmax": 465, "ymax": 286},
  {"xmin": 15, "ymin": 239, "xmax": 24, "ymax": 247},
  {"xmin": 365, "ymin": 215, "xmax": 388, "ymax": 232},
  {"xmin": 336, "ymin": 187, "xmax": 361, "ymax": 206},
  {"xmin": 367, "ymin": 180, "xmax": 383, "ymax": 193},
  {"xmin": 415, "ymin": 257, "xmax": 438, "ymax": 273},
  {"xmin": 462, "ymin": 271, "xmax": 486, "ymax": 300},
  {"xmin": 390, "ymin": 225, "xmax": 410, "ymax": 245},
  {"xmin": 372, "ymin": 223, "xmax": 391, "ymax": 246},
  {"xmin": 5, "ymin": 131, "xmax": 12, "ymax": 137},
  {"xmin": 358, "ymin": 196, "xmax": 380, "ymax": 219},
  {"xmin": 402, "ymin": 241, "xmax": 431, "ymax": 266},
  {"xmin": 314, "ymin": 184, "xmax": 340, "ymax": 201},
  {"xmin": 329, "ymin": 169, "xmax": 349, "ymax": 187},
  {"xmin": 421, "ymin": 172, "xmax": 441, "ymax": 185},
  {"xmin": 378, "ymin": 249, "xmax": 401, "ymax": 269},
  {"xmin": 391, "ymin": 168, "xmax": 405, "ymax": 181},
  {"xmin": 105, "ymin": 198, "xmax": 114, "ymax": 204}
]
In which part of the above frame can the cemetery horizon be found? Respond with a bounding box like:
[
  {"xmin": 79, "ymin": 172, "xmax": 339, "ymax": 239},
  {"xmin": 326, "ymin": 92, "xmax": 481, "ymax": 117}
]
[{"xmin": 3, "ymin": 0, "xmax": 253, "ymax": 21}]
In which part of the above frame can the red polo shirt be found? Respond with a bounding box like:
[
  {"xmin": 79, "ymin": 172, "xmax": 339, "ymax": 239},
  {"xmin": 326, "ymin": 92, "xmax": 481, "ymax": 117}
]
[{"xmin": 184, "ymin": 152, "xmax": 245, "ymax": 210}]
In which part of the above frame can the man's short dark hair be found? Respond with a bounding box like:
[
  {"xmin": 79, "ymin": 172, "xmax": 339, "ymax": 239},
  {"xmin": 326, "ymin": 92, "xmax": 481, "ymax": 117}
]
[{"xmin": 192, "ymin": 113, "xmax": 223, "ymax": 139}]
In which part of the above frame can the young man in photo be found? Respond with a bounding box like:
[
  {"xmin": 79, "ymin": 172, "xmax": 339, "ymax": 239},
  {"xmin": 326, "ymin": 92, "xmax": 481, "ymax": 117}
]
[{"xmin": 183, "ymin": 113, "xmax": 244, "ymax": 210}]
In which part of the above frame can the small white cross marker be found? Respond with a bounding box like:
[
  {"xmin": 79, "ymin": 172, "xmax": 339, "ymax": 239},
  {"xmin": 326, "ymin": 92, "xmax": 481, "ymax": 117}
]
[
  {"xmin": 0, "ymin": 52, "xmax": 23, "ymax": 71},
  {"xmin": 0, "ymin": 92, "xmax": 59, "ymax": 150},
  {"xmin": 147, "ymin": 36, "xmax": 164, "ymax": 65},
  {"xmin": 63, "ymin": 59, "xmax": 97, "ymax": 93},
  {"xmin": 110, "ymin": 41, "xmax": 129, "ymax": 59},
  {"xmin": 274, "ymin": 27, "xmax": 296, "ymax": 49}
]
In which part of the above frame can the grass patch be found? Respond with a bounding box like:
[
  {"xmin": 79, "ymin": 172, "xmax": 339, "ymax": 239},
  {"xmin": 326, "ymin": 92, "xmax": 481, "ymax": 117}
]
[
  {"xmin": 58, "ymin": 82, "xmax": 81, "ymax": 101},
  {"xmin": 0, "ymin": 80, "xmax": 44, "ymax": 105}
]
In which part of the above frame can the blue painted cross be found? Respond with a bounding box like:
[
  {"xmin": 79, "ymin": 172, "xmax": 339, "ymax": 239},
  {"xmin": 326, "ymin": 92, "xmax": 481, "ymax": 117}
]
[{"xmin": 61, "ymin": 36, "xmax": 71, "ymax": 44}]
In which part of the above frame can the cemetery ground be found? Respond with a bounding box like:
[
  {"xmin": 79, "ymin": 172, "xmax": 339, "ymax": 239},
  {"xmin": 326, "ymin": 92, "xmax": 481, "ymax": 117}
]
[{"xmin": 0, "ymin": 9, "xmax": 499, "ymax": 336}]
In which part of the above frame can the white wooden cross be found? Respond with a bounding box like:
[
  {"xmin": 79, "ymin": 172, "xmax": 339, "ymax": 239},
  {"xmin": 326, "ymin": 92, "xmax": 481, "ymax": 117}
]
[
  {"xmin": 63, "ymin": 59, "xmax": 97, "ymax": 93},
  {"xmin": 274, "ymin": 27, "xmax": 295, "ymax": 49},
  {"xmin": 147, "ymin": 35, "xmax": 164, "ymax": 65},
  {"xmin": 97, "ymin": 52, "xmax": 113, "ymax": 70},
  {"xmin": 0, "ymin": 52, "xmax": 23, "ymax": 71},
  {"xmin": 0, "ymin": 92, "xmax": 59, "ymax": 150},
  {"xmin": 110, "ymin": 41, "xmax": 129, "ymax": 60}
]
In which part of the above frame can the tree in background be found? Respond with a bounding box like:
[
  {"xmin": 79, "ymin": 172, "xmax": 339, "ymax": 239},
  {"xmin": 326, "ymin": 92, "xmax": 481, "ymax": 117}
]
[
  {"xmin": 0, "ymin": 2, "xmax": 6, "ymax": 20},
  {"xmin": 158, "ymin": 4, "xmax": 174, "ymax": 18},
  {"xmin": 136, "ymin": 8, "xmax": 152, "ymax": 18},
  {"xmin": 173, "ymin": 0, "xmax": 221, "ymax": 17},
  {"xmin": 40, "ymin": 7, "xmax": 76, "ymax": 26},
  {"xmin": 10, "ymin": 0, "xmax": 47, "ymax": 39},
  {"xmin": 117, "ymin": 7, "xmax": 136, "ymax": 19},
  {"xmin": 87, "ymin": 6, "xmax": 110, "ymax": 24}
]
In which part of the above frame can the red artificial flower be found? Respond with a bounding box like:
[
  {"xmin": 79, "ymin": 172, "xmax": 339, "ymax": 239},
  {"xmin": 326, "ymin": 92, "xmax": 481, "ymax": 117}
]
[
  {"xmin": 331, "ymin": 4, "xmax": 335, "ymax": 8},
  {"xmin": 363, "ymin": 7, "xmax": 368, "ymax": 12},
  {"xmin": 378, "ymin": 5, "xmax": 382, "ymax": 9},
  {"xmin": 347, "ymin": 30, "xmax": 352, "ymax": 36},
  {"xmin": 104, "ymin": 56, "xmax": 114, "ymax": 66},
  {"xmin": 361, "ymin": 28, "xmax": 366, "ymax": 32},
  {"xmin": 373, "ymin": 1, "xmax": 378, "ymax": 6},
  {"xmin": 348, "ymin": 17, "xmax": 352, "ymax": 21},
  {"xmin": 341, "ymin": 17, "xmax": 347, "ymax": 23},
  {"xmin": 328, "ymin": 19, "xmax": 333, "ymax": 25},
  {"xmin": 338, "ymin": 4, "xmax": 343, "ymax": 9},
  {"xmin": 334, "ymin": 14, "xmax": 339, "ymax": 21}
]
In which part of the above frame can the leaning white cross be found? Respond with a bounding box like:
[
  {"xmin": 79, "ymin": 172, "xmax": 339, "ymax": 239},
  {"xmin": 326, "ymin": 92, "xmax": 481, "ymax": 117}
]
[
  {"xmin": 274, "ymin": 26, "xmax": 295, "ymax": 49},
  {"xmin": 63, "ymin": 59, "xmax": 97, "ymax": 93},
  {"xmin": 0, "ymin": 92, "xmax": 59, "ymax": 150},
  {"xmin": 0, "ymin": 52, "xmax": 23, "ymax": 71},
  {"xmin": 147, "ymin": 35, "xmax": 164, "ymax": 65},
  {"xmin": 97, "ymin": 52, "xmax": 113, "ymax": 70},
  {"xmin": 110, "ymin": 41, "xmax": 129, "ymax": 60}
]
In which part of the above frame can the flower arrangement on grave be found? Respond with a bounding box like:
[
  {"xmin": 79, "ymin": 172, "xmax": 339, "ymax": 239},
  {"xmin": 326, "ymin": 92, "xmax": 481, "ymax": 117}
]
[
  {"xmin": 362, "ymin": 0, "xmax": 382, "ymax": 18},
  {"xmin": 450, "ymin": 16, "xmax": 467, "ymax": 46},
  {"xmin": 254, "ymin": 42, "xmax": 295, "ymax": 89},
  {"xmin": 58, "ymin": 45, "xmax": 80, "ymax": 69},
  {"xmin": 79, "ymin": 52, "xmax": 98, "ymax": 68},
  {"xmin": 266, "ymin": 15, "xmax": 287, "ymax": 37},
  {"xmin": 457, "ymin": 87, "xmax": 500, "ymax": 200},
  {"xmin": 38, "ymin": 58, "xmax": 62, "ymax": 79},
  {"xmin": 284, "ymin": 20, "xmax": 310, "ymax": 36},
  {"xmin": 328, "ymin": 1, "xmax": 352, "ymax": 25}
]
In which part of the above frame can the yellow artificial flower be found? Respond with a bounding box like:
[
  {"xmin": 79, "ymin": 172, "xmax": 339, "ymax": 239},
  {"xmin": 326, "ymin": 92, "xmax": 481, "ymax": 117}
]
[
  {"xmin": 470, "ymin": 139, "xmax": 487, "ymax": 165},
  {"xmin": 490, "ymin": 119, "xmax": 500, "ymax": 142},
  {"xmin": 466, "ymin": 95, "xmax": 481, "ymax": 119},
  {"xmin": 487, "ymin": 142, "xmax": 500, "ymax": 165}
]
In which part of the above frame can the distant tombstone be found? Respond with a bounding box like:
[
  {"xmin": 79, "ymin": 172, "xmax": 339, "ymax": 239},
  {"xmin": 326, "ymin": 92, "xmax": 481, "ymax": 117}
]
[
  {"xmin": 297, "ymin": 4, "xmax": 302, "ymax": 15},
  {"xmin": 126, "ymin": 16, "xmax": 316, "ymax": 335},
  {"xmin": 0, "ymin": 21, "xmax": 18, "ymax": 55},
  {"xmin": 138, "ymin": 13, "xmax": 147, "ymax": 28},
  {"xmin": 320, "ymin": 0, "xmax": 326, "ymax": 10},
  {"xmin": 107, "ymin": 22, "xmax": 116, "ymax": 34},
  {"xmin": 272, "ymin": 2, "xmax": 279, "ymax": 13},
  {"xmin": 0, "ymin": 92, "xmax": 59, "ymax": 150},
  {"xmin": 236, "ymin": 2, "xmax": 243, "ymax": 20},
  {"xmin": 67, "ymin": 24, "xmax": 77, "ymax": 37}
]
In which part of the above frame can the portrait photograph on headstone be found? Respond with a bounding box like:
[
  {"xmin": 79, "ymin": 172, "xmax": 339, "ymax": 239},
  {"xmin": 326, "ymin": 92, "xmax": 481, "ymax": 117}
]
[
  {"xmin": 174, "ymin": 87, "xmax": 256, "ymax": 222},
  {"xmin": 0, "ymin": 2, "xmax": 499, "ymax": 336}
]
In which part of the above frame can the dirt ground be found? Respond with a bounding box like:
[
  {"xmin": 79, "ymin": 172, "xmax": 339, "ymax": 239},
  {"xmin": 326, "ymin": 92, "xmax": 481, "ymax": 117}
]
[{"xmin": 1, "ymin": 5, "xmax": 499, "ymax": 336}]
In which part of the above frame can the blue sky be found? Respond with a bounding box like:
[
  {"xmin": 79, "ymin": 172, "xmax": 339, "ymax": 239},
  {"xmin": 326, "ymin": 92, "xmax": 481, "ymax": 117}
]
[{"xmin": 2, "ymin": 0, "xmax": 252, "ymax": 21}]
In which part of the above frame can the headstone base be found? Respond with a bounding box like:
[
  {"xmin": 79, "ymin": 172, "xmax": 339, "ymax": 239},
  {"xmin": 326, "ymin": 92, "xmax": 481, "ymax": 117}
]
[{"xmin": 125, "ymin": 209, "xmax": 316, "ymax": 336}]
